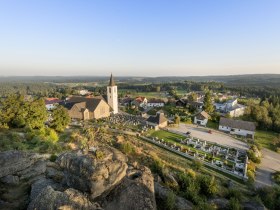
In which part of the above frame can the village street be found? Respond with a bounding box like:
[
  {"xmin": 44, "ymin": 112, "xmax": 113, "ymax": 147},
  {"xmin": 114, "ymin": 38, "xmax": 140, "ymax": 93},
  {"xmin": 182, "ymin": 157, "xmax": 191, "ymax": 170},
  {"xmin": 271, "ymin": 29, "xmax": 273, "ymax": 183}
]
[{"xmin": 255, "ymin": 148, "xmax": 280, "ymax": 188}]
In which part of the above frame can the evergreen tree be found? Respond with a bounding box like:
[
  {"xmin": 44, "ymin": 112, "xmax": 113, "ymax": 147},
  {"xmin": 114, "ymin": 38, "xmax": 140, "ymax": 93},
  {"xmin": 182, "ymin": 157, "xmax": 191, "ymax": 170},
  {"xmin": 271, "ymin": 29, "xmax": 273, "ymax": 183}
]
[{"xmin": 203, "ymin": 91, "xmax": 214, "ymax": 113}]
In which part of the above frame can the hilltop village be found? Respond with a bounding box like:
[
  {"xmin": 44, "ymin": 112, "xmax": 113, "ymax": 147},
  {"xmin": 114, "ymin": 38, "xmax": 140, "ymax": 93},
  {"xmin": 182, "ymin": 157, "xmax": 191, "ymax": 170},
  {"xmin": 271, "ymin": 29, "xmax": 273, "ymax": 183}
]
[{"xmin": 0, "ymin": 75, "xmax": 280, "ymax": 210}]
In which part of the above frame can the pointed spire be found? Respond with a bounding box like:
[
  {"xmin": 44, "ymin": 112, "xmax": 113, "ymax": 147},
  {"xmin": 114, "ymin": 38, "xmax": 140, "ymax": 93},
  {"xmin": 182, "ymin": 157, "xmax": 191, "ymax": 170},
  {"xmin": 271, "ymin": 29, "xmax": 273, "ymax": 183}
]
[{"xmin": 109, "ymin": 73, "xmax": 115, "ymax": 86}]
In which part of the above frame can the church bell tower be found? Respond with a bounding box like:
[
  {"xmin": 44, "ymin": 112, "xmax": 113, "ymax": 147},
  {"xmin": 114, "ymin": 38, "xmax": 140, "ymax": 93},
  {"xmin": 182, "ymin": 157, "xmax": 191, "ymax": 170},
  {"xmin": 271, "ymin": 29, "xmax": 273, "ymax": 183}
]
[{"xmin": 107, "ymin": 73, "xmax": 118, "ymax": 114}]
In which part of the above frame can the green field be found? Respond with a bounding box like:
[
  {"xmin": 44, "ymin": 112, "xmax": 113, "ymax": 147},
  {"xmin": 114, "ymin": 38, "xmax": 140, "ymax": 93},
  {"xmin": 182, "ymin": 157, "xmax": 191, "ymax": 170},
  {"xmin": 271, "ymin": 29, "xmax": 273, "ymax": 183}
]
[
  {"xmin": 118, "ymin": 90, "xmax": 168, "ymax": 99},
  {"xmin": 149, "ymin": 130, "xmax": 185, "ymax": 142},
  {"xmin": 255, "ymin": 130, "xmax": 279, "ymax": 151}
]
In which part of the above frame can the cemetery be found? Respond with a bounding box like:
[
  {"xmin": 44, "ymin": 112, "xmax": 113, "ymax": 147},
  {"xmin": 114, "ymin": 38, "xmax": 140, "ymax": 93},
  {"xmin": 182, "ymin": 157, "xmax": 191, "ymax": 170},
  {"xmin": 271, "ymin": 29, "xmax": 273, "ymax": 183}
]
[{"xmin": 146, "ymin": 130, "xmax": 248, "ymax": 179}]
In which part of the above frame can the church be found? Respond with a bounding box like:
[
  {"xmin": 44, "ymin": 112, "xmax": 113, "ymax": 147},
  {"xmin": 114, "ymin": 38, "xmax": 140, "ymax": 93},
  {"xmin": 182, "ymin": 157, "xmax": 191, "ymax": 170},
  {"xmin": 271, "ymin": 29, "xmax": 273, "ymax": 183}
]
[{"xmin": 63, "ymin": 74, "xmax": 118, "ymax": 120}]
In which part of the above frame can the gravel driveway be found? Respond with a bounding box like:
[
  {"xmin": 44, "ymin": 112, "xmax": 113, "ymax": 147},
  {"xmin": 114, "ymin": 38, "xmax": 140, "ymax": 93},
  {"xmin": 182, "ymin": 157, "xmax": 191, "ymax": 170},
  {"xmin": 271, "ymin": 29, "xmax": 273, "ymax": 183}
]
[{"xmin": 169, "ymin": 123, "xmax": 249, "ymax": 151}]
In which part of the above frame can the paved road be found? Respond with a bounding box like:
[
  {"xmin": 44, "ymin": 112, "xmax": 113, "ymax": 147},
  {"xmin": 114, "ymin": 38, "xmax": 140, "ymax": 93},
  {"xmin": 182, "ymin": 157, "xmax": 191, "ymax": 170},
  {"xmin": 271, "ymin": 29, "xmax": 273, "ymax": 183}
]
[
  {"xmin": 169, "ymin": 123, "xmax": 249, "ymax": 151},
  {"xmin": 255, "ymin": 148, "xmax": 280, "ymax": 188}
]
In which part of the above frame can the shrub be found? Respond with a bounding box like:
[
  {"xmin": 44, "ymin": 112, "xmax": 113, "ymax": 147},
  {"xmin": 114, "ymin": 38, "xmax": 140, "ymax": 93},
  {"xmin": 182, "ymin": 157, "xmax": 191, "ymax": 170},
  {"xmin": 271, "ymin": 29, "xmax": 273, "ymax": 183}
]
[
  {"xmin": 95, "ymin": 150, "xmax": 105, "ymax": 160},
  {"xmin": 165, "ymin": 191, "xmax": 176, "ymax": 210},
  {"xmin": 228, "ymin": 197, "xmax": 242, "ymax": 210},
  {"xmin": 192, "ymin": 159, "xmax": 203, "ymax": 171},
  {"xmin": 198, "ymin": 175, "xmax": 218, "ymax": 197},
  {"xmin": 49, "ymin": 154, "xmax": 58, "ymax": 162},
  {"xmin": 120, "ymin": 141, "xmax": 135, "ymax": 154},
  {"xmin": 273, "ymin": 171, "xmax": 280, "ymax": 185}
]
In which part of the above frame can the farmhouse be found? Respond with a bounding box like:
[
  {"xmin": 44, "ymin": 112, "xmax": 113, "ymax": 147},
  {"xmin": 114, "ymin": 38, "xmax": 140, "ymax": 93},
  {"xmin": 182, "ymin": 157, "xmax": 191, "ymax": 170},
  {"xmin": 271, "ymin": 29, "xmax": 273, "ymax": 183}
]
[
  {"xmin": 219, "ymin": 117, "xmax": 256, "ymax": 138},
  {"xmin": 194, "ymin": 111, "xmax": 211, "ymax": 126},
  {"xmin": 146, "ymin": 112, "xmax": 168, "ymax": 129}
]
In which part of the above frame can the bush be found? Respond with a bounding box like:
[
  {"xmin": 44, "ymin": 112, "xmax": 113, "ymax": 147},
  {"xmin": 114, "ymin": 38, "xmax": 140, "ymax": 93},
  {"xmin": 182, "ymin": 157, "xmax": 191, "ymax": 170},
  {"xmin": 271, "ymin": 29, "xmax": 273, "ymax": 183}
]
[
  {"xmin": 192, "ymin": 159, "xmax": 203, "ymax": 170},
  {"xmin": 198, "ymin": 175, "xmax": 218, "ymax": 197},
  {"xmin": 95, "ymin": 150, "xmax": 105, "ymax": 160},
  {"xmin": 120, "ymin": 141, "xmax": 135, "ymax": 154},
  {"xmin": 247, "ymin": 170, "xmax": 255, "ymax": 184},
  {"xmin": 247, "ymin": 149, "xmax": 261, "ymax": 164},
  {"xmin": 273, "ymin": 171, "xmax": 280, "ymax": 185},
  {"xmin": 49, "ymin": 154, "xmax": 58, "ymax": 162},
  {"xmin": 165, "ymin": 191, "xmax": 176, "ymax": 210},
  {"xmin": 228, "ymin": 197, "xmax": 242, "ymax": 210},
  {"xmin": 257, "ymin": 186, "xmax": 280, "ymax": 210}
]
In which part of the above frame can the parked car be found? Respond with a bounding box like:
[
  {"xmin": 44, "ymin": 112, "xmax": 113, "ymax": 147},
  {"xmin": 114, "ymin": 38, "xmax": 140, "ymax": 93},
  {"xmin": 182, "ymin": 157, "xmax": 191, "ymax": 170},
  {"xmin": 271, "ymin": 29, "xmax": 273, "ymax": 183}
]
[{"xmin": 186, "ymin": 131, "xmax": 191, "ymax": 135}]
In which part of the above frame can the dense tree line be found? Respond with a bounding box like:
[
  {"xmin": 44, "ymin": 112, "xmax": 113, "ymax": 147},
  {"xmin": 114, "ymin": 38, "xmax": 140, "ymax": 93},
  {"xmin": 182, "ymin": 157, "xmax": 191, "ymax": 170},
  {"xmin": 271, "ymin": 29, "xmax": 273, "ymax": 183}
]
[
  {"xmin": 0, "ymin": 95, "xmax": 47, "ymax": 129},
  {"xmin": 243, "ymin": 98, "xmax": 280, "ymax": 132},
  {"xmin": 0, "ymin": 82, "xmax": 76, "ymax": 99},
  {"xmin": 0, "ymin": 94, "xmax": 70, "ymax": 132}
]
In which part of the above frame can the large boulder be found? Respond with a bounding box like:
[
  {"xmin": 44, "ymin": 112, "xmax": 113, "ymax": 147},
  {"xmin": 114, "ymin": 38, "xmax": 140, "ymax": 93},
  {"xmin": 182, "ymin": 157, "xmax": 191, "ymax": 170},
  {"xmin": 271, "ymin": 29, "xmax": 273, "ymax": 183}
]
[
  {"xmin": 154, "ymin": 182, "xmax": 193, "ymax": 210},
  {"xmin": 28, "ymin": 186, "xmax": 101, "ymax": 210},
  {"xmin": 101, "ymin": 166, "xmax": 157, "ymax": 210},
  {"xmin": 56, "ymin": 147, "xmax": 128, "ymax": 199},
  {"xmin": 0, "ymin": 151, "xmax": 48, "ymax": 210}
]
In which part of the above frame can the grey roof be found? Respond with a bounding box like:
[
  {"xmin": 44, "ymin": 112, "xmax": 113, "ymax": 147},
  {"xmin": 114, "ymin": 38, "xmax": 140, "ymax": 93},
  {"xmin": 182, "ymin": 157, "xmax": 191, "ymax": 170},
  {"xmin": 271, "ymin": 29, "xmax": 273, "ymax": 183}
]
[
  {"xmin": 147, "ymin": 113, "xmax": 167, "ymax": 125},
  {"xmin": 219, "ymin": 117, "xmax": 256, "ymax": 131},
  {"xmin": 108, "ymin": 73, "xmax": 115, "ymax": 86},
  {"xmin": 64, "ymin": 96, "xmax": 104, "ymax": 112}
]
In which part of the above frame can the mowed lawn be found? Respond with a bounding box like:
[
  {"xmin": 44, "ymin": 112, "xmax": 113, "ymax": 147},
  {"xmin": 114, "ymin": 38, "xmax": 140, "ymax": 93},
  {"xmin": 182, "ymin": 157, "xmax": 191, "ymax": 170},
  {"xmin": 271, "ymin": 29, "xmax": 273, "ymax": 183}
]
[
  {"xmin": 149, "ymin": 130, "xmax": 185, "ymax": 142},
  {"xmin": 255, "ymin": 130, "xmax": 279, "ymax": 151}
]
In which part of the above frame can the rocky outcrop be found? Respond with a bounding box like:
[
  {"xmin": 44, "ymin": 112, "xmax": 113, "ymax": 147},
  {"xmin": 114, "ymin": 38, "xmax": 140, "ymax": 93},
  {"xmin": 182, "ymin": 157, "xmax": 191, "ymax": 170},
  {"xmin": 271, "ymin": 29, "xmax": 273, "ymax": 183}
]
[
  {"xmin": 28, "ymin": 186, "xmax": 101, "ymax": 210},
  {"xmin": 209, "ymin": 198, "xmax": 229, "ymax": 210},
  {"xmin": 154, "ymin": 182, "xmax": 193, "ymax": 210},
  {"xmin": 0, "ymin": 147, "xmax": 158, "ymax": 210},
  {"xmin": 101, "ymin": 166, "xmax": 157, "ymax": 210},
  {"xmin": 55, "ymin": 147, "xmax": 128, "ymax": 199},
  {"xmin": 0, "ymin": 151, "xmax": 48, "ymax": 210},
  {"xmin": 242, "ymin": 201, "xmax": 267, "ymax": 210}
]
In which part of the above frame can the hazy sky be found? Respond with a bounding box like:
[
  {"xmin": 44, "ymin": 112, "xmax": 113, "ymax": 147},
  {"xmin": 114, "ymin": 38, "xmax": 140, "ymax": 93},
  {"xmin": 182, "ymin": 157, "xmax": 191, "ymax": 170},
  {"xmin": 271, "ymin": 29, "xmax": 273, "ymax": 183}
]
[{"xmin": 0, "ymin": 0, "xmax": 280, "ymax": 76}]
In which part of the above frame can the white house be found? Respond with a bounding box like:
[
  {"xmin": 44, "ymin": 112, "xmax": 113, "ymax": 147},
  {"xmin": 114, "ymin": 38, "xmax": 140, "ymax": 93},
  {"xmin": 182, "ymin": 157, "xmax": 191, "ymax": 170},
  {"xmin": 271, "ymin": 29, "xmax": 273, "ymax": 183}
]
[
  {"xmin": 214, "ymin": 99, "xmax": 246, "ymax": 117},
  {"xmin": 194, "ymin": 111, "xmax": 211, "ymax": 126},
  {"xmin": 79, "ymin": 89, "xmax": 89, "ymax": 96},
  {"xmin": 219, "ymin": 117, "xmax": 256, "ymax": 139},
  {"xmin": 147, "ymin": 98, "xmax": 165, "ymax": 107},
  {"xmin": 45, "ymin": 98, "xmax": 62, "ymax": 110},
  {"xmin": 132, "ymin": 96, "xmax": 148, "ymax": 108}
]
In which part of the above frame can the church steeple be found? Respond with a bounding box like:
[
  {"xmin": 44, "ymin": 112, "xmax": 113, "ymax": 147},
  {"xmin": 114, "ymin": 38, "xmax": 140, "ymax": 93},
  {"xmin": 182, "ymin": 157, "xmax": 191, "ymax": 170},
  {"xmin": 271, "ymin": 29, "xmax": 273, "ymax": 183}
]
[
  {"xmin": 107, "ymin": 73, "xmax": 118, "ymax": 114},
  {"xmin": 108, "ymin": 73, "xmax": 115, "ymax": 86}
]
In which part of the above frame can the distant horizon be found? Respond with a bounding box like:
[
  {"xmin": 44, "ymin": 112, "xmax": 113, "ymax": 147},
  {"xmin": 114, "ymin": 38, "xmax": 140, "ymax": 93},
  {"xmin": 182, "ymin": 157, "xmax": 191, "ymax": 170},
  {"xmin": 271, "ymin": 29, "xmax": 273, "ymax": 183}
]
[{"xmin": 0, "ymin": 73, "xmax": 279, "ymax": 78}]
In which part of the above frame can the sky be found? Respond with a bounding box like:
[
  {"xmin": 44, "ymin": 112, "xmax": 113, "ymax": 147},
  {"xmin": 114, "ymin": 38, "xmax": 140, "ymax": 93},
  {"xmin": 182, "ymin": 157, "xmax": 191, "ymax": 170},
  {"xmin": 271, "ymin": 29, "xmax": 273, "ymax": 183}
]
[{"xmin": 0, "ymin": 0, "xmax": 280, "ymax": 76}]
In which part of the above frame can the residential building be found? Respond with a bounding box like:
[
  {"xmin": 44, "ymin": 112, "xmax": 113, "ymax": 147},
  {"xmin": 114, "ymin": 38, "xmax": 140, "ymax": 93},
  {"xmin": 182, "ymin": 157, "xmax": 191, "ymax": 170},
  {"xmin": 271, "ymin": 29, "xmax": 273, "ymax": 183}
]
[
  {"xmin": 147, "ymin": 98, "xmax": 165, "ymax": 107},
  {"xmin": 146, "ymin": 112, "xmax": 168, "ymax": 129},
  {"xmin": 214, "ymin": 99, "xmax": 246, "ymax": 117},
  {"xmin": 45, "ymin": 98, "xmax": 62, "ymax": 110},
  {"xmin": 219, "ymin": 117, "xmax": 256, "ymax": 138},
  {"xmin": 194, "ymin": 111, "xmax": 211, "ymax": 126},
  {"xmin": 132, "ymin": 96, "xmax": 148, "ymax": 108}
]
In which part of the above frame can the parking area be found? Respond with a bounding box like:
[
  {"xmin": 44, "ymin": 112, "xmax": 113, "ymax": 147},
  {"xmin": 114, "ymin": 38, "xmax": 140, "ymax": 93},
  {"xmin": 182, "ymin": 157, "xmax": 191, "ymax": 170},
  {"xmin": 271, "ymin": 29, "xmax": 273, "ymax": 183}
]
[{"xmin": 169, "ymin": 123, "xmax": 249, "ymax": 151}]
